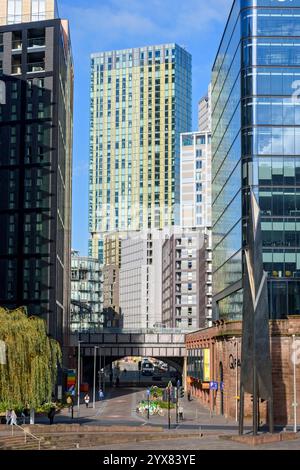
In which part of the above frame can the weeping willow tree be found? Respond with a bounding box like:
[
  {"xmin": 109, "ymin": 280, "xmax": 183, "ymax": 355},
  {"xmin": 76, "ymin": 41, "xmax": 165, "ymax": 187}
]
[{"xmin": 0, "ymin": 307, "xmax": 62, "ymax": 409}]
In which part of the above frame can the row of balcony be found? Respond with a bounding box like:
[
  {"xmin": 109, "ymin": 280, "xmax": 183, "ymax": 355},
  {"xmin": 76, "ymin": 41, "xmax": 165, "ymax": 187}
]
[
  {"xmin": 12, "ymin": 62, "xmax": 45, "ymax": 74},
  {"xmin": 12, "ymin": 37, "xmax": 46, "ymax": 50}
]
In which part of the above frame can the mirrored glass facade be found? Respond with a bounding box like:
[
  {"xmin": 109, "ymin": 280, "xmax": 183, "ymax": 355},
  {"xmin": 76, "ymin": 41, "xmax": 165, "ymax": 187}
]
[{"xmin": 212, "ymin": 0, "xmax": 300, "ymax": 320}]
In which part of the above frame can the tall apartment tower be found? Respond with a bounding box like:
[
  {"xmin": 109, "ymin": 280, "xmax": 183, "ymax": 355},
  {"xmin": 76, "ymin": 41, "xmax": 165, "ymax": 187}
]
[
  {"xmin": 89, "ymin": 44, "xmax": 192, "ymax": 261},
  {"xmin": 0, "ymin": 0, "xmax": 73, "ymax": 344},
  {"xmin": 179, "ymin": 130, "xmax": 213, "ymax": 327},
  {"xmin": 212, "ymin": 0, "xmax": 300, "ymax": 320},
  {"xmin": 180, "ymin": 131, "xmax": 212, "ymax": 229}
]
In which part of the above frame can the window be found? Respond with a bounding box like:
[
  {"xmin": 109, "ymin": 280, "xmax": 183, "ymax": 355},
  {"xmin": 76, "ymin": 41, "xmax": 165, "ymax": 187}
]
[
  {"xmin": 31, "ymin": 0, "xmax": 46, "ymax": 21},
  {"xmin": 196, "ymin": 135, "xmax": 205, "ymax": 145},
  {"xmin": 7, "ymin": 0, "xmax": 22, "ymax": 24}
]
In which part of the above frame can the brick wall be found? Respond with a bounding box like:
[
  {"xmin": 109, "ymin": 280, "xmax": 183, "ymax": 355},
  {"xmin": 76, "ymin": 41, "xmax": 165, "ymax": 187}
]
[{"xmin": 186, "ymin": 317, "xmax": 300, "ymax": 425}]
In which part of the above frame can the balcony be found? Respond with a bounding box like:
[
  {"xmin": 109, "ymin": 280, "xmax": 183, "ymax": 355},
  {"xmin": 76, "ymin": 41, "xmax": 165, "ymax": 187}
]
[
  {"xmin": 12, "ymin": 64, "xmax": 22, "ymax": 75},
  {"xmin": 27, "ymin": 62, "xmax": 45, "ymax": 73},
  {"xmin": 12, "ymin": 40, "xmax": 22, "ymax": 51},
  {"xmin": 28, "ymin": 37, "xmax": 46, "ymax": 49}
]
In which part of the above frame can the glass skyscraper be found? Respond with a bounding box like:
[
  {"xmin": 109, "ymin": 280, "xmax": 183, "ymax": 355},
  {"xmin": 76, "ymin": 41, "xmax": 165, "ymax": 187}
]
[
  {"xmin": 89, "ymin": 44, "xmax": 192, "ymax": 262},
  {"xmin": 212, "ymin": 0, "xmax": 300, "ymax": 320}
]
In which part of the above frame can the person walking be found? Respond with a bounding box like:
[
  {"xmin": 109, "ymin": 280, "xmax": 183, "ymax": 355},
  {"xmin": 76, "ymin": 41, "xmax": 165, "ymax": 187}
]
[
  {"xmin": 115, "ymin": 376, "xmax": 120, "ymax": 388},
  {"xmin": 84, "ymin": 393, "xmax": 90, "ymax": 408},
  {"xmin": 99, "ymin": 389, "xmax": 104, "ymax": 401},
  {"xmin": 10, "ymin": 410, "xmax": 17, "ymax": 426},
  {"xmin": 21, "ymin": 406, "xmax": 29, "ymax": 425},
  {"xmin": 48, "ymin": 406, "xmax": 56, "ymax": 425},
  {"xmin": 66, "ymin": 395, "xmax": 73, "ymax": 412},
  {"xmin": 178, "ymin": 405, "xmax": 184, "ymax": 421},
  {"xmin": 109, "ymin": 371, "xmax": 113, "ymax": 386},
  {"xmin": 5, "ymin": 410, "xmax": 11, "ymax": 425}
]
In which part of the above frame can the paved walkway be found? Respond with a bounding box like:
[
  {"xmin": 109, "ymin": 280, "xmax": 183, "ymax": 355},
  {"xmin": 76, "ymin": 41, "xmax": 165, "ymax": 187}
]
[{"xmin": 91, "ymin": 434, "xmax": 300, "ymax": 450}]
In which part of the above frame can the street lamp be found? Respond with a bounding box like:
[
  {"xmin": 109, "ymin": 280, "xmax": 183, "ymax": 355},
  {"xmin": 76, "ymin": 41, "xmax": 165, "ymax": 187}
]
[
  {"xmin": 93, "ymin": 346, "xmax": 99, "ymax": 409},
  {"xmin": 77, "ymin": 340, "xmax": 83, "ymax": 417}
]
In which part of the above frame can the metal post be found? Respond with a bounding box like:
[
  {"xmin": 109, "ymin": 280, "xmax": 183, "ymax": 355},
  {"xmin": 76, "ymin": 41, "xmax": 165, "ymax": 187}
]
[
  {"xmin": 147, "ymin": 389, "xmax": 150, "ymax": 420},
  {"xmin": 93, "ymin": 346, "xmax": 98, "ymax": 409},
  {"xmin": 293, "ymin": 334, "xmax": 297, "ymax": 433},
  {"xmin": 176, "ymin": 386, "xmax": 179, "ymax": 425},
  {"xmin": 236, "ymin": 340, "xmax": 238, "ymax": 422},
  {"xmin": 253, "ymin": 364, "xmax": 258, "ymax": 436},
  {"xmin": 99, "ymin": 347, "xmax": 102, "ymax": 390},
  {"xmin": 168, "ymin": 388, "xmax": 171, "ymax": 430},
  {"xmin": 239, "ymin": 384, "xmax": 244, "ymax": 435},
  {"xmin": 77, "ymin": 340, "xmax": 81, "ymax": 417},
  {"xmin": 103, "ymin": 348, "xmax": 106, "ymax": 394}
]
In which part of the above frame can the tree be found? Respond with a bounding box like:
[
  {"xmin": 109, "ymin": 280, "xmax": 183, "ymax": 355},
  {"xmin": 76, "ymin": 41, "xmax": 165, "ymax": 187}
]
[{"xmin": 0, "ymin": 307, "xmax": 62, "ymax": 409}]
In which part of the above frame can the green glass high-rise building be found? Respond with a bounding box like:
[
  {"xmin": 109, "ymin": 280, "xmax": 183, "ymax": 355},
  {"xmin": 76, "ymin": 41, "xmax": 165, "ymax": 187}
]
[
  {"xmin": 212, "ymin": 0, "xmax": 300, "ymax": 320},
  {"xmin": 89, "ymin": 44, "xmax": 192, "ymax": 262}
]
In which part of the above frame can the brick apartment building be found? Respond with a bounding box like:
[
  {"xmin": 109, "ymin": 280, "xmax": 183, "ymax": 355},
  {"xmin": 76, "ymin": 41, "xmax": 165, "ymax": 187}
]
[{"xmin": 185, "ymin": 318, "xmax": 300, "ymax": 426}]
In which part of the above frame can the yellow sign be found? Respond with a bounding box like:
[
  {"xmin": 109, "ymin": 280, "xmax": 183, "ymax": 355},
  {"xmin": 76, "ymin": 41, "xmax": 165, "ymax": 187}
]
[{"xmin": 203, "ymin": 349, "xmax": 210, "ymax": 382}]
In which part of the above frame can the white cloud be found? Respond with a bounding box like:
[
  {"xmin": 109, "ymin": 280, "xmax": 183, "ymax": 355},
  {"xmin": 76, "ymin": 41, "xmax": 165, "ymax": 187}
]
[{"xmin": 61, "ymin": 0, "xmax": 232, "ymax": 52}]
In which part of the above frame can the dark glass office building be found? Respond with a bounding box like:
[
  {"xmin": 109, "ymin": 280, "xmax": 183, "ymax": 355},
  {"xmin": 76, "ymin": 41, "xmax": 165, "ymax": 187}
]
[
  {"xmin": 0, "ymin": 7, "xmax": 73, "ymax": 345},
  {"xmin": 212, "ymin": 0, "xmax": 300, "ymax": 320}
]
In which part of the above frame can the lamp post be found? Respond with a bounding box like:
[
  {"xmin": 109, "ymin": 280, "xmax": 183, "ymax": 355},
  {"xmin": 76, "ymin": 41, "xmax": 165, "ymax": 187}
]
[
  {"xmin": 77, "ymin": 340, "xmax": 83, "ymax": 417},
  {"xmin": 292, "ymin": 335, "xmax": 298, "ymax": 433},
  {"xmin": 93, "ymin": 346, "xmax": 99, "ymax": 409}
]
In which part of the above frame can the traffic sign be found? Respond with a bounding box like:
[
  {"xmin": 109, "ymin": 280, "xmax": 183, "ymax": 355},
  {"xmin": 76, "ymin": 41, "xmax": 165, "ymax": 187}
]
[{"xmin": 209, "ymin": 381, "xmax": 218, "ymax": 391}]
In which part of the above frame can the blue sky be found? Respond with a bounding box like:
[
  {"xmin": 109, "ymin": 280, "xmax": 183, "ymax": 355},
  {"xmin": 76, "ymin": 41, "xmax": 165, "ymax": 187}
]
[{"xmin": 59, "ymin": 0, "xmax": 232, "ymax": 256}]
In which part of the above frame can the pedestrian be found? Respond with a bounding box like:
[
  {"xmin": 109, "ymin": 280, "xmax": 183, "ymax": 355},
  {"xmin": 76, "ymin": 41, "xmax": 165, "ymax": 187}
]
[
  {"xmin": 99, "ymin": 389, "xmax": 104, "ymax": 401},
  {"xmin": 21, "ymin": 408, "xmax": 26, "ymax": 425},
  {"xmin": 66, "ymin": 395, "xmax": 73, "ymax": 412},
  {"xmin": 187, "ymin": 390, "xmax": 191, "ymax": 402},
  {"xmin": 84, "ymin": 393, "xmax": 90, "ymax": 408},
  {"xmin": 109, "ymin": 371, "xmax": 113, "ymax": 386},
  {"xmin": 5, "ymin": 410, "xmax": 11, "ymax": 425},
  {"xmin": 115, "ymin": 377, "xmax": 120, "ymax": 388},
  {"xmin": 10, "ymin": 410, "xmax": 17, "ymax": 426},
  {"xmin": 48, "ymin": 406, "xmax": 56, "ymax": 425},
  {"xmin": 178, "ymin": 405, "xmax": 184, "ymax": 421}
]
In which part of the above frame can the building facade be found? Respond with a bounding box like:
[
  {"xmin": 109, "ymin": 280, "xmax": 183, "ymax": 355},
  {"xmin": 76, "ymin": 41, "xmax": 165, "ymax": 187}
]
[
  {"xmin": 89, "ymin": 44, "xmax": 192, "ymax": 261},
  {"xmin": 0, "ymin": 0, "xmax": 73, "ymax": 345},
  {"xmin": 198, "ymin": 83, "xmax": 211, "ymax": 132},
  {"xmin": 0, "ymin": 0, "xmax": 58, "ymax": 25},
  {"xmin": 70, "ymin": 250, "xmax": 103, "ymax": 332},
  {"xmin": 185, "ymin": 318, "xmax": 300, "ymax": 426},
  {"xmin": 119, "ymin": 231, "xmax": 162, "ymax": 330},
  {"xmin": 102, "ymin": 232, "xmax": 123, "ymax": 325},
  {"xmin": 180, "ymin": 131, "xmax": 212, "ymax": 229},
  {"xmin": 212, "ymin": 0, "xmax": 300, "ymax": 320},
  {"xmin": 162, "ymin": 229, "xmax": 210, "ymax": 329}
]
